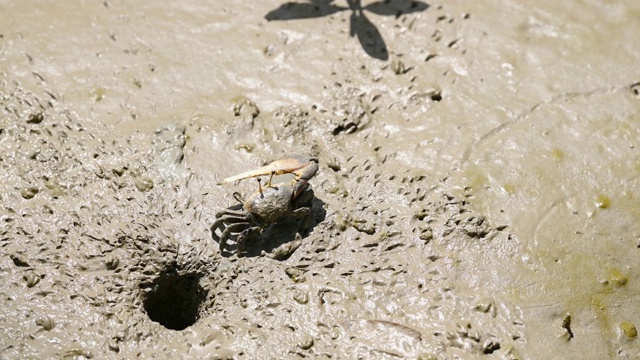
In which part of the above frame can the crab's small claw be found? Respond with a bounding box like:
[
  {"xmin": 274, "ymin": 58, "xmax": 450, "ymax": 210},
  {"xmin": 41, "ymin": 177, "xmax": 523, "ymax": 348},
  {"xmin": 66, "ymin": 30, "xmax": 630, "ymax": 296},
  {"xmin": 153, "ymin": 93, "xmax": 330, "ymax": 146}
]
[{"xmin": 218, "ymin": 154, "xmax": 319, "ymax": 187}]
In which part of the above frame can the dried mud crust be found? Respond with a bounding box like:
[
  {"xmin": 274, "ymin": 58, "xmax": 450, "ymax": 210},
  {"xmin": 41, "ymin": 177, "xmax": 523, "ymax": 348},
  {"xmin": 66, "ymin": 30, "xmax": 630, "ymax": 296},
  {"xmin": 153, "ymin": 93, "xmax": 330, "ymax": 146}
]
[{"xmin": 1, "ymin": 76, "xmax": 524, "ymax": 359}]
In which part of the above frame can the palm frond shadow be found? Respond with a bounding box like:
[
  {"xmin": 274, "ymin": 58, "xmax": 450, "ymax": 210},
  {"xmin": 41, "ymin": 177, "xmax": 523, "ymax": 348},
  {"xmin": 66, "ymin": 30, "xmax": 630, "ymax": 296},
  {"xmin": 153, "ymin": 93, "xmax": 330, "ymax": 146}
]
[
  {"xmin": 265, "ymin": 1, "xmax": 347, "ymax": 20},
  {"xmin": 266, "ymin": 0, "xmax": 429, "ymax": 61}
]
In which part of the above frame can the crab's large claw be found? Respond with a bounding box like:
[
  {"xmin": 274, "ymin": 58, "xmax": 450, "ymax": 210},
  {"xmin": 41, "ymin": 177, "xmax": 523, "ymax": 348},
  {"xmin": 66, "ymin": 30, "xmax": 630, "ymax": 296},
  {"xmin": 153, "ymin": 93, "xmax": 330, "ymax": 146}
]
[{"xmin": 218, "ymin": 154, "xmax": 318, "ymax": 190}]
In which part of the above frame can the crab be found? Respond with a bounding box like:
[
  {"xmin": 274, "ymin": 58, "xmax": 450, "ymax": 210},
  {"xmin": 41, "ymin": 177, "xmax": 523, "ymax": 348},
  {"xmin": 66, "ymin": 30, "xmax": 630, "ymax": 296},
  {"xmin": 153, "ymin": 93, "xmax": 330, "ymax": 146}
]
[{"xmin": 211, "ymin": 154, "xmax": 318, "ymax": 253}]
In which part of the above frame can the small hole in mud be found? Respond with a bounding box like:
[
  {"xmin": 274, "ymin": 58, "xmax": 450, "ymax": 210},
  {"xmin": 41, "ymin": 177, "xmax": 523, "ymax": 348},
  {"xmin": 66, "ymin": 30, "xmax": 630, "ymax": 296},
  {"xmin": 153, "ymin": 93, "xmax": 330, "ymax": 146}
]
[
  {"xmin": 631, "ymin": 82, "xmax": 640, "ymax": 98},
  {"xmin": 143, "ymin": 269, "xmax": 207, "ymax": 331},
  {"xmin": 431, "ymin": 92, "xmax": 443, "ymax": 101}
]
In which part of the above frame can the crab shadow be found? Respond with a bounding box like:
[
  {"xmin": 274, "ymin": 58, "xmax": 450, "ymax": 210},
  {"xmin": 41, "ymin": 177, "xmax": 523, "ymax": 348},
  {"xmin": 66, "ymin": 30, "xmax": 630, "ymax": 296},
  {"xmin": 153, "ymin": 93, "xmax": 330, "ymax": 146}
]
[
  {"xmin": 212, "ymin": 196, "xmax": 327, "ymax": 259},
  {"xmin": 265, "ymin": 0, "xmax": 429, "ymax": 61}
]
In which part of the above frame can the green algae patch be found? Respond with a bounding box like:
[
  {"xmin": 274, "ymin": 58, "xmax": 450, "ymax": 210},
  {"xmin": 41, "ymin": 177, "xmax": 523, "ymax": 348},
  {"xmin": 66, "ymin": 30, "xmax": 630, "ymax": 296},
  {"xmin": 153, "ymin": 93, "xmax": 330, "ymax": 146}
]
[
  {"xmin": 608, "ymin": 268, "xmax": 628, "ymax": 287},
  {"xmin": 550, "ymin": 148, "xmax": 564, "ymax": 161},
  {"xmin": 595, "ymin": 194, "xmax": 611, "ymax": 209},
  {"xmin": 620, "ymin": 322, "xmax": 637, "ymax": 339}
]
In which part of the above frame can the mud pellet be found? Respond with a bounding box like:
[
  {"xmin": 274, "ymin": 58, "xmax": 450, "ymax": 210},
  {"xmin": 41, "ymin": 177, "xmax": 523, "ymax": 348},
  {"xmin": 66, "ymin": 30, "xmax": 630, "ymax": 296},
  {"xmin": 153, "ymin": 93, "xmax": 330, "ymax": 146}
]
[
  {"xmin": 21, "ymin": 187, "xmax": 39, "ymax": 199},
  {"xmin": 298, "ymin": 335, "xmax": 314, "ymax": 350},
  {"xmin": 293, "ymin": 290, "xmax": 309, "ymax": 304},
  {"xmin": 105, "ymin": 255, "xmax": 120, "ymax": 270},
  {"xmin": 36, "ymin": 316, "xmax": 55, "ymax": 331},
  {"xmin": 24, "ymin": 273, "xmax": 40, "ymax": 287}
]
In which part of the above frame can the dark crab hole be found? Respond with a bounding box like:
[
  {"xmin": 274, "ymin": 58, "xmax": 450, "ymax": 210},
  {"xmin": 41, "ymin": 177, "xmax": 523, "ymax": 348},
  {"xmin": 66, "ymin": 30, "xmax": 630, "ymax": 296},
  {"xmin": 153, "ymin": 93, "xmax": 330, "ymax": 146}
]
[{"xmin": 142, "ymin": 269, "xmax": 207, "ymax": 330}]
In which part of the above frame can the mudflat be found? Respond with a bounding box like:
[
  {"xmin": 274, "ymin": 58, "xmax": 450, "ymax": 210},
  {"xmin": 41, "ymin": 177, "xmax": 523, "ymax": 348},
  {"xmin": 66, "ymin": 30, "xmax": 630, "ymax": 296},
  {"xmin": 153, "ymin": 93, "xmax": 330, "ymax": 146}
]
[{"xmin": 1, "ymin": 1, "xmax": 639, "ymax": 358}]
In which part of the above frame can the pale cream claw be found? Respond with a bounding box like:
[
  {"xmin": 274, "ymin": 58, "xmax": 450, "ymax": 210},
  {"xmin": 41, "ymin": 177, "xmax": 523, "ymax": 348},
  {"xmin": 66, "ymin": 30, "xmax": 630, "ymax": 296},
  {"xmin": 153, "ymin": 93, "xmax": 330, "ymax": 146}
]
[
  {"xmin": 217, "ymin": 163, "xmax": 278, "ymax": 185},
  {"xmin": 217, "ymin": 154, "xmax": 318, "ymax": 186}
]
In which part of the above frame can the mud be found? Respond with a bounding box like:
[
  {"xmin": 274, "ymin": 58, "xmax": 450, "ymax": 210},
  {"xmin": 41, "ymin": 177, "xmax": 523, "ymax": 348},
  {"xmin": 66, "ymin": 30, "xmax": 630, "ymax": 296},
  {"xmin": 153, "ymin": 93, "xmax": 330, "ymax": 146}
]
[{"xmin": 1, "ymin": 1, "xmax": 639, "ymax": 359}]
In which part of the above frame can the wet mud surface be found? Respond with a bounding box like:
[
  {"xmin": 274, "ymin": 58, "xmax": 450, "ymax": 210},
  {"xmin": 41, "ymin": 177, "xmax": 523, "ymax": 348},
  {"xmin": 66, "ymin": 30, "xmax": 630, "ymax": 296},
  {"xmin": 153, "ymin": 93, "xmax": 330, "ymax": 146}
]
[{"xmin": 1, "ymin": 1, "xmax": 640, "ymax": 359}]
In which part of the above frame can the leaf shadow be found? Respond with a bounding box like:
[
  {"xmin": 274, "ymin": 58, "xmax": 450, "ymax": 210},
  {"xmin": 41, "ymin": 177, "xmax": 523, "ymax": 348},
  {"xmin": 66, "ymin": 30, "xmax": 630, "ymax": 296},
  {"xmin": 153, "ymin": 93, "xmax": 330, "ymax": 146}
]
[
  {"xmin": 266, "ymin": 1, "xmax": 347, "ymax": 20},
  {"xmin": 364, "ymin": 0, "xmax": 429, "ymax": 17},
  {"xmin": 350, "ymin": 10, "xmax": 388, "ymax": 60},
  {"xmin": 265, "ymin": 0, "xmax": 429, "ymax": 60}
]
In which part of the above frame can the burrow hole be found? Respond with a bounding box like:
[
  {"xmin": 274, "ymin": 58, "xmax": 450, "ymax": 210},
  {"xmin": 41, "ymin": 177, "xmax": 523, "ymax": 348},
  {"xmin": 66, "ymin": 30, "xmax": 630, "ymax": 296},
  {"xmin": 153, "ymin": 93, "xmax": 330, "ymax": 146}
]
[
  {"xmin": 631, "ymin": 82, "xmax": 640, "ymax": 98},
  {"xmin": 143, "ymin": 268, "xmax": 207, "ymax": 330}
]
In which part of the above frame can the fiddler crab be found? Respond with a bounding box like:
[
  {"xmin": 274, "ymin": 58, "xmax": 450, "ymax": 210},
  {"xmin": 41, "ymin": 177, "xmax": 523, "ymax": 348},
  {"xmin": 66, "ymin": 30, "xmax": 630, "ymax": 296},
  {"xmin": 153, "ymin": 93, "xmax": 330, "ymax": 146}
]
[{"xmin": 211, "ymin": 154, "xmax": 319, "ymax": 254}]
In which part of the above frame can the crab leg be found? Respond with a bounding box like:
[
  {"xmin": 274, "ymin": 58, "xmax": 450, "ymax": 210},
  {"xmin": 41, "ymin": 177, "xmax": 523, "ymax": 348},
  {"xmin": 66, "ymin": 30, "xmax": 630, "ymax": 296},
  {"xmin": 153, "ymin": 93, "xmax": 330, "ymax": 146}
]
[{"xmin": 217, "ymin": 154, "xmax": 318, "ymax": 187}]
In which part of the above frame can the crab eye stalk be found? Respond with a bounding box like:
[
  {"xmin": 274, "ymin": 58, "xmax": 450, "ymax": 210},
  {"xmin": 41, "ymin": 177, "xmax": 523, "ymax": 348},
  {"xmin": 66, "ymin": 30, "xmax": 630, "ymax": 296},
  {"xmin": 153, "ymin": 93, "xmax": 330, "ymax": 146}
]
[{"xmin": 257, "ymin": 178, "xmax": 264, "ymax": 196}]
